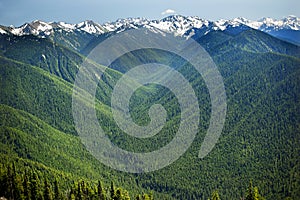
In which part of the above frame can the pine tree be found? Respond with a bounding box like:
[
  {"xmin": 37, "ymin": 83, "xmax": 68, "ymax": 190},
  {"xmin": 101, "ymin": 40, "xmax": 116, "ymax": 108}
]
[
  {"xmin": 123, "ymin": 190, "xmax": 131, "ymax": 200},
  {"xmin": 148, "ymin": 192, "xmax": 153, "ymax": 200},
  {"xmin": 12, "ymin": 163, "xmax": 24, "ymax": 200},
  {"xmin": 253, "ymin": 187, "xmax": 259, "ymax": 200},
  {"xmin": 23, "ymin": 172, "xmax": 31, "ymax": 200},
  {"xmin": 6, "ymin": 164, "xmax": 14, "ymax": 199},
  {"xmin": 54, "ymin": 179, "xmax": 62, "ymax": 200},
  {"xmin": 142, "ymin": 193, "xmax": 150, "ymax": 200},
  {"xmin": 211, "ymin": 190, "xmax": 220, "ymax": 200},
  {"xmin": 245, "ymin": 181, "xmax": 265, "ymax": 200},
  {"xmin": 30, "ymin": 172, "xmax": 39, "ymax": 200},
  {"xmin": 115, "ymin": 188, "xmax": 122, "ymax": 200},
  {"xmin": 254, "ymin": 186, "xmax": 265, "ymax": 200},
  {"xmin": 69, "ymin": 186, "xmax": 76, "ymax": 200},
  {"xmin": 81, "ymin": 180, "xmax": 87, "ymax": 199},
  {"xmin": 97, "ymin": 180, "xmax": 105, "ymax": 200},
  {"xmin": 76, "ymin": 181, "xmax": 83, "ymax": 200},
  {"xmin": 44, "ymin": 179, "xmax": 53, "ymax": 200},
  {"xmin": 110, "ymin": 181, "xmax": 116, "ymax": 200},
  {"xmin": 245, "ymin": 181, "xmax": 254, "ymax": 200}
]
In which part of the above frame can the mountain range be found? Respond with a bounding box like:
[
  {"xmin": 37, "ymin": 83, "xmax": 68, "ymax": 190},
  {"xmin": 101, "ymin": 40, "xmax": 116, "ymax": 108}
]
[
  {"xmin": 1, "ymin": 15, "xmax": 299, "ymax": 48},
  {"xmin": 0, "ymin": 15, "xmax": 300, "ymax": 200}
]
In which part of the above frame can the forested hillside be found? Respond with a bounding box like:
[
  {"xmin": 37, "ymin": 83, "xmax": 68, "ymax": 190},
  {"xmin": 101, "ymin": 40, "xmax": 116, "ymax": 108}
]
[{"xmin": 0, "ymin": 25, "xmax": 299, "ymax": 199}]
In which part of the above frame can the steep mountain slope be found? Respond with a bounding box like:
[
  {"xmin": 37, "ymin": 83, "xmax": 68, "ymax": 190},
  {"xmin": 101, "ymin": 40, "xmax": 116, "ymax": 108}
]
[
  {"xmin": 203, "ymin": 29, "xmax": 300, "ymax": 57},
  {"xmin": 0, "ymin": 34, "xmax": 83, "ymax": 83},
  {"xmin": 0, "ymin": 55, "xmax": 169, "ymax": 199},
  {"xmin": 0, "ymin": 21, "xmax": 300, "ymax": 200},
  {"xmin": 95, "ymin": 30, "xmax": 300, "ymax": 199}
]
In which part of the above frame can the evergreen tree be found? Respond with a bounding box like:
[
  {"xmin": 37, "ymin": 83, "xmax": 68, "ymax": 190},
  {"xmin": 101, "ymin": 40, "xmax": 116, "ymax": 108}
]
[
  {"xmin": 245, "ymin": 181, "xmax": 265, "ymax": 200},
  {"xmin": 245, "ymin": 181, "xmax": 254, "ymax": 200},
  {"xmin": 211, "ymin": 190, "xmax": 220, "ymax": 200},
  {"xmin": 30, "ymin": 172, "xmax": 40, "ymax": 200},
  {"xmin": 142, "ymin": 193, "xmax": 150, "ymax": 200},
  {"xmin": 115, "ymin": 188, "xmax": 122, "ymax": 200},
  {"xmin": 23, "ymin": 172, "xmax": 31, "ymax": 200},
  {"xmin": 148, "ymin": 192, "xmax": 153, "ymax": 200},
  {"xmin": 3, "ymin": 165, "xmax": 14, "ymax": 199},
  {"xmin": 54, "ymin": 179, "xmax": 62, "ymax": 200},
  {"xmin": 69, "ymin": 186, "xmax": 76, "ymax": 200},
  {"xmin": 44, "ymin": 179, "xmax": 53, "ymax": 200},
  {"xmin": 12, "ymin": 163, "xmax": 24, "ymax": 200},
  {"xmin": 76, "ymin": 181, "xmax": 83, "ymax": 200},
  {"xmin": 123, "ymin": 190, "xmax": 131, "ymax": 200},
  {"xmin": 136, "ymin": 195, "xmax": 141, "ymax": 200},
  {"xmin": 81, "ymin": 180, "xmax": 87, "ymax": 199},
  {"xmin": 253, "ymin": 187, "xmax": 259, "ymax": 200},
  {"xmin": 254, "ymin": 186, "xmax": 265, "ymax": 200},
  {"xmin": 110, "ymin": 181, "xmax": 116, "ymax": 200},
  {"xmin": 97, "ymin": 180, "xmax": 105, "ymax": 200}
]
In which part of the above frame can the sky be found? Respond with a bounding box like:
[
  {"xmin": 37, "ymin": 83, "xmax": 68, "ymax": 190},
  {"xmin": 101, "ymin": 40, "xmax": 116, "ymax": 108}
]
[{"xmin": 0, "ymin": 0, "xmax": 299, "ymax": 26}]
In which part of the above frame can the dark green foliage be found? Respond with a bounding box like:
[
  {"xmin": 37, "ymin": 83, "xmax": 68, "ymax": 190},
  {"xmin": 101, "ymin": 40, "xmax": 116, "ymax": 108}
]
[
  {"xmin": 207, "ymin": 29, "xmax": 300, "ymax": 58},
  {"xmin": 1, "ymin": 163, "xmax": 24, "ymax": 200},
  {"xmin": 110, "ymin": 181, "xmax": 116, "ymax": 199},
  {"xmin": 54, "ymin": 179, "xmax": 63, "ymax": 200},
  {"xmin": 30, "ymin": 172, "xmax": 40, "ymax": 200},
  {"xmin": 0, "ymin": 27, "xmax": 299, "ymax": 200},
  {"xmin": 23, "ymin": 171, "xmax": 30, "ymax": 200},
  {"xmin": 0, "ymin": 163, "xmax": 150, "ymax": 200},
  {"xmin": 44, "ymin": 179, "xmax": 53, "ymax": 200},
  {"xmin": 97, "ymin": 181, "xmax": 105, "ymax": 200},
  {"xmin": 0, "ymin": 34, "xmax": 83, "ymax": 83}
]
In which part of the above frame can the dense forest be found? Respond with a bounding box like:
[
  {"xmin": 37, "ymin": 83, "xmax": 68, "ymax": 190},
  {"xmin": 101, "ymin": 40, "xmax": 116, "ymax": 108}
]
[
  {"xmin": 0, "ymin": 161, "xmax": 265, "ymax": 200},
  {"xmin": 0, "ymin": 25, "xmax": 299, "ymax": 199}
]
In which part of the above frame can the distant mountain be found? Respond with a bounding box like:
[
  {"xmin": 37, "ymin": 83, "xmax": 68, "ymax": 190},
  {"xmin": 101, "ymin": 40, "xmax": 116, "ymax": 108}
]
[
  {"xmin": 0, "ymin": 15, "xmax": 299, "ymax": 50},
  {"xmin": 233, "ymin": 15, "xmax": 300, "ymax": 45}
]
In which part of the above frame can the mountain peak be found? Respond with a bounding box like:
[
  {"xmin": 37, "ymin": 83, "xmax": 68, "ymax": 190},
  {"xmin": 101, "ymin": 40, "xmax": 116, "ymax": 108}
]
[
  {"xmin": 76, "ymin": 20, "xmax": 106, "ymax": 34},
  {"xmin": 161, "ymin": 14, "xmax": 186, "ymax": 21}
]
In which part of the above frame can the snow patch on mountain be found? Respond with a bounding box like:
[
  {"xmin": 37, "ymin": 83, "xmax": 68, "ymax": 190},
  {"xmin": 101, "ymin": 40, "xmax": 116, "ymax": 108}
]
[
  {"xmin": 0, "ymin": 27, "xmax": 7, "ymax": 34},
  {"xmin": 57, "ymin": 22, "xmax": 76, "ymax": 31}
]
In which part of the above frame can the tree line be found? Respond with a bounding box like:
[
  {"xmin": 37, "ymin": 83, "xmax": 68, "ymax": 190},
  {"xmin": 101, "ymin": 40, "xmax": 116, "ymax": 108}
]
[
  {"xmin": 0, "ymin": 163, "xmax": 153, "ymax": 200},
  {"xmin": 0, "ymin": 163, "xmax": 267, "ymax": 200}
]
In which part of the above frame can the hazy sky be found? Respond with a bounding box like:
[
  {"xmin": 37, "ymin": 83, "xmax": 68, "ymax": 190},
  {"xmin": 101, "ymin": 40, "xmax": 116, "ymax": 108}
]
[{"xmin": 0, "ymin": 0, "xmax": 299, "ymax": 26}]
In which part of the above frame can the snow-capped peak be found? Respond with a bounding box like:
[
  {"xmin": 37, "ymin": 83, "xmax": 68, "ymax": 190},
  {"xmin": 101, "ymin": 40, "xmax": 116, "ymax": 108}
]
[
  {"xmin": 9, "ymin": 20, "xmax": 53, "ymax": 36},
  {"xmin": 7, "ymin": 20, "xmax": 108, "ymax": 37},
  {"xmin": 75, "ymin": 20, "xmax": 107, "ymax": 34},
  {"xmin": 31, "ymin": 20, "xmax": 53, "ymax": 31},
  {"xmin": 3, "ymin": 15, "xmax": 299, "ymax": 44},
  {"xmin": 252, "ymin": 15, "xmax": 300, "ymax": 31},
  {"xmin": 150, "ymin": 15, "xmax": 209, "ymax": 36},
  {"xmin": 103, "ymin": 17, "xmax": 150, "ymax": 32}
]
